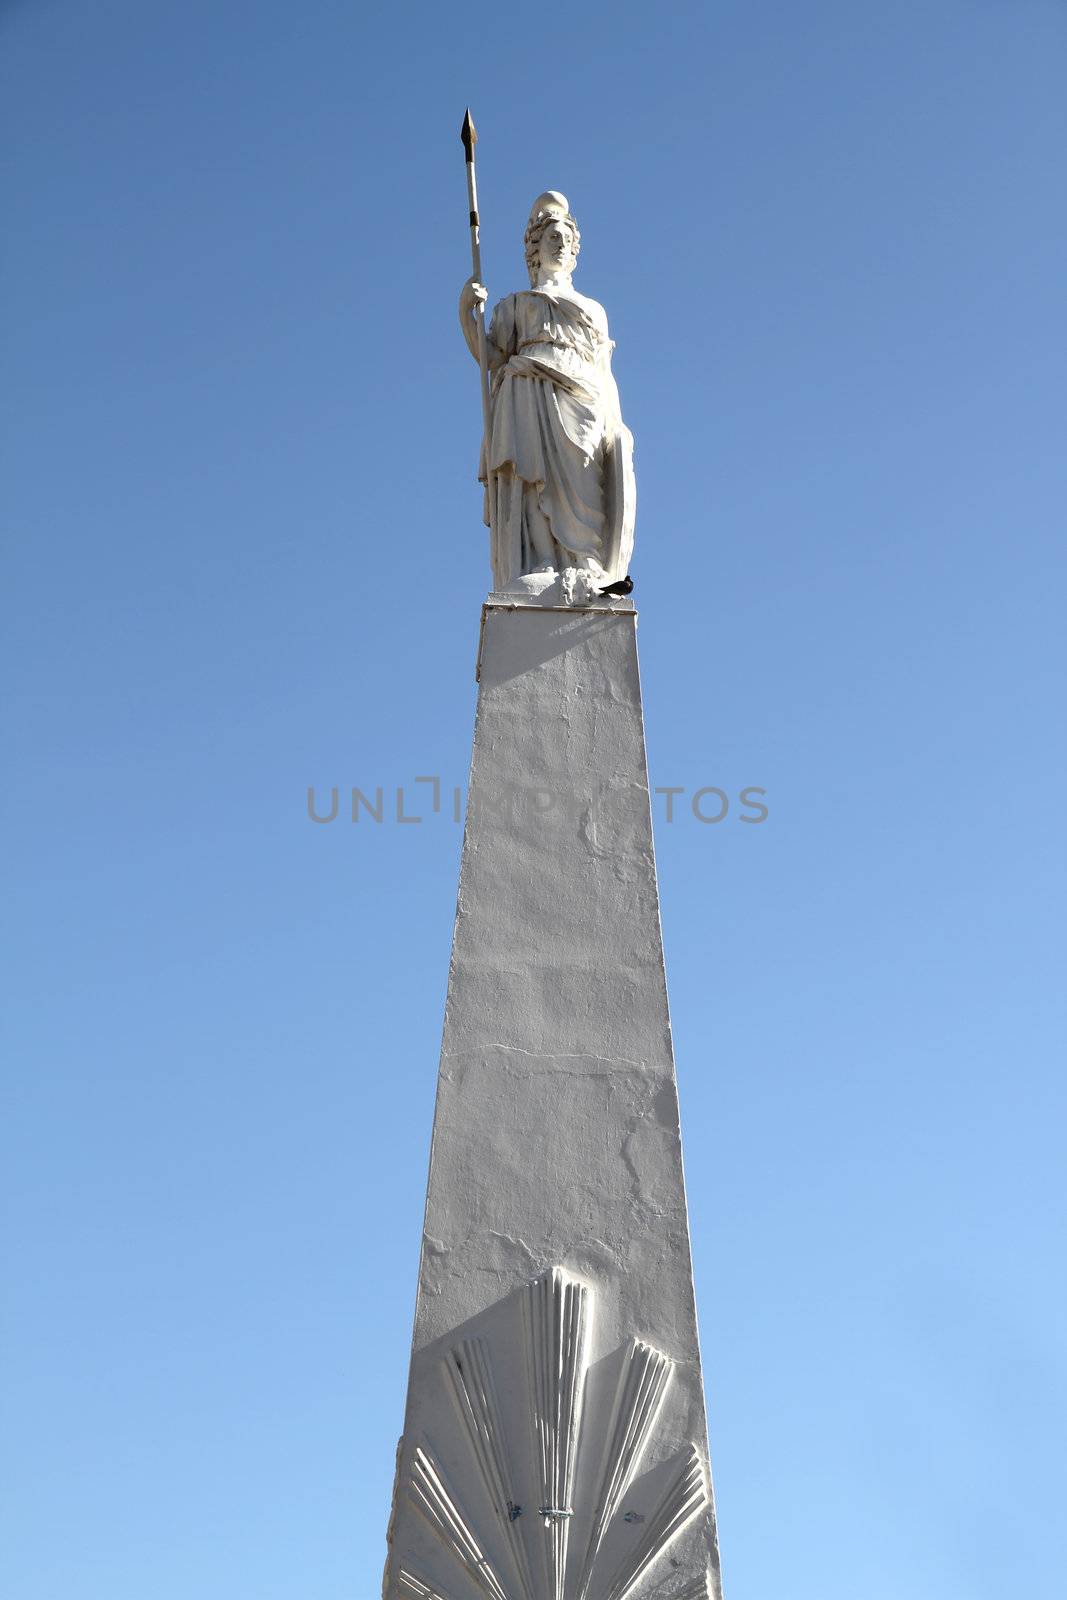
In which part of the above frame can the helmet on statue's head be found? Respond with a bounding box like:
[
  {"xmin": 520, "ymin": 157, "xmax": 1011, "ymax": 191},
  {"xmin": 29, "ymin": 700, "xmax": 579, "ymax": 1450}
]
[{"xmin": 527, "ymin": 191, "xmax": 570, "ymax": 227}]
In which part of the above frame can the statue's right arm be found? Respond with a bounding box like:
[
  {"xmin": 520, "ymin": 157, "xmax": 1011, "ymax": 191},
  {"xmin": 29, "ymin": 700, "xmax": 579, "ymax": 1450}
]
[
  {"xmin": 459, "ymin": 276, "xmax": 490, "ymax": 364},
  {"xmin": 459, "ymin": 279, "xmax": 510, "ymax": 370}
]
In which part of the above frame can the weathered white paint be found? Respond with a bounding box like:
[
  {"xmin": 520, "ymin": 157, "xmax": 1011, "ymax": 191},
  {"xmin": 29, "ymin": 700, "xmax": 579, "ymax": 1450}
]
[{"xmin": 383, "ymin": 597, "xmax": 721, "ymax": 1600}]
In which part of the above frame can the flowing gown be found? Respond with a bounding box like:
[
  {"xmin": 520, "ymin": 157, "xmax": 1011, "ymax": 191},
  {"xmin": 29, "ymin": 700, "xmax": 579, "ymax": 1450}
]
[{"xmin": 482, "ymin": 288, "xmax": 636, "ymax": 590}]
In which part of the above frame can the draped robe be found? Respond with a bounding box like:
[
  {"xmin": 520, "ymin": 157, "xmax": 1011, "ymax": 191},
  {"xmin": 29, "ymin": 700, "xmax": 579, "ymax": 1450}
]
[{"xmin": 481, "ymin": 288, "xmax": 636, "ymax": 591}]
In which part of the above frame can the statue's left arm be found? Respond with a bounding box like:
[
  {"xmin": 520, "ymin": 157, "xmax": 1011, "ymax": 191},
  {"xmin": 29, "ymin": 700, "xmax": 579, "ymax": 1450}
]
[
  {"xmin": 597, "ymin": 321, "xmax": 636, "ymax": 581},
  {"xmin": 598, "ymin": 336, "xmax": 627, "ymax": 438}
]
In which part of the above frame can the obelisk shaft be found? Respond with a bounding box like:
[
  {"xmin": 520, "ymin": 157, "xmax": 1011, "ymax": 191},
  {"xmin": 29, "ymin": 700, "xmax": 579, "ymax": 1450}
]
[{"xmin": 384, "ymin": 597, "xmax": 722, "ymax": 1600}]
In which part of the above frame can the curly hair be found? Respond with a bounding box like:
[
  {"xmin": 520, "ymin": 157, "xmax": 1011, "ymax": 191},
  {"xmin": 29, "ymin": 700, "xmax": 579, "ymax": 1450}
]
[{"xmin": 524, "ymin": 210, "xmax": 581, "ymax": 286}]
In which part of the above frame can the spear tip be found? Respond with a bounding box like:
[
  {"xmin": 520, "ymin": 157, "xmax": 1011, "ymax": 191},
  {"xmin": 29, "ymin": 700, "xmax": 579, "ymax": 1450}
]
[{"xmin": 460, "ymin": 108, "xmax": 478, "ymax": 158}]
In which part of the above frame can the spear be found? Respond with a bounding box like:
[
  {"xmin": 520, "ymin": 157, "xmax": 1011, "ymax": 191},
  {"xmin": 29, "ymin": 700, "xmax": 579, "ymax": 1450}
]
[{"xmin": 460, "ymin": 109, "xmax": 494, "ymax": 535}]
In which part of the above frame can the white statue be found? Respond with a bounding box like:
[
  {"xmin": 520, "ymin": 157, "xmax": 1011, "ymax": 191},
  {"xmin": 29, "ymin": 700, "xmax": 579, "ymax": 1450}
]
[{"xmin": 459, "ymin": 192, "xmax": 636, "ymax": 600}]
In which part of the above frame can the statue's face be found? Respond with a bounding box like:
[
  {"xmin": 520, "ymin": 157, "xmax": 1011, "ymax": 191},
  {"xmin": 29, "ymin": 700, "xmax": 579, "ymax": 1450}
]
[{"xmin": 538, "ymin": 219, "xmax": 575, "ymax": 275}]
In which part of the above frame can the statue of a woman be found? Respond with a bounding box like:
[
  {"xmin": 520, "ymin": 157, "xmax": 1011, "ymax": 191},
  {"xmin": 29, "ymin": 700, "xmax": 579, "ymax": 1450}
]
[{"xmin": 459, "ymin": 192, "xmax": 636, "ymax": 600}]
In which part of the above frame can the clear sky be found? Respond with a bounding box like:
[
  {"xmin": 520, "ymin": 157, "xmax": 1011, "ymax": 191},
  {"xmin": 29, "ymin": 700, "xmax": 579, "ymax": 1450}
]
[{"xmin": 2, "ymin": 2, "xmax": 1065, "ymax": 1597}]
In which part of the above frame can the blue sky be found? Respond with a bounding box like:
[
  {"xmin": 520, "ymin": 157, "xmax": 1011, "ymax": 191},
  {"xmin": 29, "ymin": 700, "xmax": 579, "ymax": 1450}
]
[{"xmin": 2, "ymin": 1, "xmax": 1065, "ymax": 1597}]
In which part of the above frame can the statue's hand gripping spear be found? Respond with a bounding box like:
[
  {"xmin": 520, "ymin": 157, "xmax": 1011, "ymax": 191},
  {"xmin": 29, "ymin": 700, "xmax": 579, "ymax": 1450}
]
[{"xmin": 461, "ymin": 110, "xmax": 495, "ymax": 537}]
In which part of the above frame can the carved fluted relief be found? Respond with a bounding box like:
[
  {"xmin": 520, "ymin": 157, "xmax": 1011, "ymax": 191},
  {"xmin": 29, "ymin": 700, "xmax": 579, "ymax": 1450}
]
[
  {"xmin": 399, "ymin": 1268, "xmax": 710, "ymax": 1600},
  {"xmin": 523, "ymin": 1268, "xmax": 590, "ymax": 1600},
  {"xmin": 408, "ymin": 1444, "xmax": 510, "ymax": 1600},
  {"xmin": 444, "ymin": 1337, "xmax": 535, "ymax": 1600},
  {"xmin": 658, "ymin": 1576, "xmax": 713, "ymax": 1600},
  {"xmin": 396, "ymin": 1573, "xmax": 454, "ymax": 1600},
  {"xmin": 602, "ymin": 1445, "xmax": 709, "ymax": 1600},
  {"xmin": 575, "ymin": 1338, "xmax": 674, "ymax": 1599}
]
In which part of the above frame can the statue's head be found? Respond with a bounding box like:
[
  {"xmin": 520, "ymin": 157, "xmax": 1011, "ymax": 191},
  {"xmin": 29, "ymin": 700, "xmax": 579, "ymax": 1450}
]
[{"xmin": 524, "ymin": 191, "xmax": 580, "ymax": 285}]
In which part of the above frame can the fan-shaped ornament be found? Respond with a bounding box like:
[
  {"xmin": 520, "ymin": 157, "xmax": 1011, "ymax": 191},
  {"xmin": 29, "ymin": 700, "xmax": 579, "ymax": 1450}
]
[{"xmin": 400, "ymin": 1269, "xmax": 711, "ymax": 1600}]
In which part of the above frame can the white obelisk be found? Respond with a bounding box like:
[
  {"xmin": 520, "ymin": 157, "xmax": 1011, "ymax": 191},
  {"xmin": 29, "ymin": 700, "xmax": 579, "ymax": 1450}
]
[{"xmin": 381, "ymin": 592, "xmax": 723, "ymax": 1600}]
